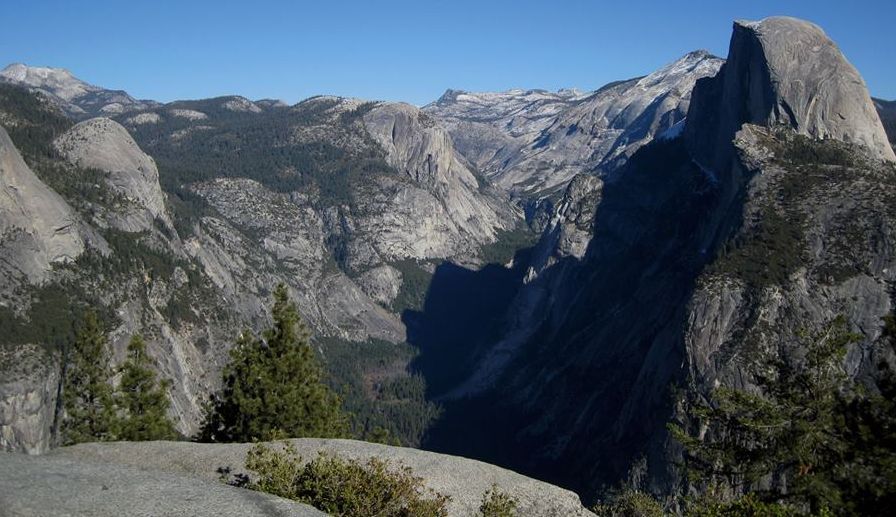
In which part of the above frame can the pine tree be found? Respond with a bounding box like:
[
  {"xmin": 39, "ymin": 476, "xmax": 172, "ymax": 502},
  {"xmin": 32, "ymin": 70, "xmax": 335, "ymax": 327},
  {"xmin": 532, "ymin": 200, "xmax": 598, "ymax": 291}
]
[
  {"xmin": 670, "ymin": 315, "xmax": 896, "ymax": 515},
  {"xmin": 61, "ymin": 310, "xmax": 116, "ymax": 444},
  {"xmin": 200, "ymin": 284, "xmax": 348, "ymax": 442},
  {"xmin": 116, "ymin": 335, "xmax": 178, "ymax": 441}
]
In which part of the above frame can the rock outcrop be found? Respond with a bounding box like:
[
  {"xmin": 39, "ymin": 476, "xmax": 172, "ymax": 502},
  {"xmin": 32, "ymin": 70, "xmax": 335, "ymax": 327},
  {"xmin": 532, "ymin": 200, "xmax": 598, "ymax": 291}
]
[
  {"xmin": 685, "ymin": 16, "xmax": 896, "ymax": 169},
  {"xmin": 0, "ymin": 451, "xmax": 326, "ymax": 516},
  {"xmin": 527, "ymin": 174, "xmax": 603, "ymax": 278},
  {"xmin": 48, "ymin": 439, "xmax": 595, "ymax": 516},
  {"xmin": 54, "ymin": 117, "xmax": 172, "ymax": 232},
  {"xmin": 0, "ymin": 126, "xmax": 85, "ymax": 287},
  {"xmin": 362, "ymin": 102, "xmax": 518, "ymax": 259},
  {"xmin": 0, "ymin": 344, "xmax": 59, "ymax": 454}
]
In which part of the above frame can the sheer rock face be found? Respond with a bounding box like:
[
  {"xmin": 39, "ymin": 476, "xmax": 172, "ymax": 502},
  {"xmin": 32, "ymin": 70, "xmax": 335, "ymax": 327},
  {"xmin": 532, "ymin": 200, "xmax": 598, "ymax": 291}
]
[
  {"xmin": 362, "ymin": 102, "xmax": 519, "ymax": 259},
  {"xmin": 0, "ymin": 345, "xmax": 59, "ymax": 454},
  {"xmin": 0, "ymin": 126, "xmax": 85, "ymax": 287},
  {"xmin": 54, "ymin": 117, "xmax": 171, "ymax": 232},
  {"xmin": 527, "ymin": 174, "xmax": 603, "ymax": 278},
  {"xmin": 187, "ymin": 178, "xmax": 406, "ymax": 344},
  {"xmin": 686, "ymin": 16, "xmax": 895, "ymax": 169},
  {"xmin": 425, "ymin": 51, "xmax": 723, "ymax": 197}
]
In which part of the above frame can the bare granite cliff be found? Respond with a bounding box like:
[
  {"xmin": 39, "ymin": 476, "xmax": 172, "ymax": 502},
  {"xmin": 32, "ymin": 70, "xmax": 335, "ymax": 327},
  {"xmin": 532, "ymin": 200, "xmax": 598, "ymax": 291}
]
[
  {"xmin": 0, "ymin": 126, "xmax": 86, "ymax": 288},
  {"xmin": 362, "ymin": 102, "xmax": 518, "ymax": 260},
  {"xmin": 685, "ymin": 16, "xmax": 895, "ymax": 170},
  {"xmin": 0, "ymin": 344, "xmax": 59, "ymax": 454},
  {"xmin": 54, "ymin": 117, "xmax": 172, "ymax": 232}
]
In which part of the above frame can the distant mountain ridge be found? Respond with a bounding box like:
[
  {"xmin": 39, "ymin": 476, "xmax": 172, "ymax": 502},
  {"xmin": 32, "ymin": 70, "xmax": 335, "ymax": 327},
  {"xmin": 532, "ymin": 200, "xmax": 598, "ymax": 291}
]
[
  {"xmin": 0, "ymin": 63, "xmax": 160, "ymax": 118},
  {"xmin": 425, "ymin": 50, "xmax": 725, "ymax": 198}
]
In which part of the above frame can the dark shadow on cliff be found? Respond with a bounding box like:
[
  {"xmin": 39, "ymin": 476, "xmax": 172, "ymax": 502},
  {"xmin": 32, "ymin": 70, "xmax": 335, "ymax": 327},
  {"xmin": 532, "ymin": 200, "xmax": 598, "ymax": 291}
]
[
  {"xmin": 413, "ymin": 138, "xmax": 747, "ymax": 502},
  {"xmin": 404, "ymin": 248, "xmax": 533, "ymax": 398}
]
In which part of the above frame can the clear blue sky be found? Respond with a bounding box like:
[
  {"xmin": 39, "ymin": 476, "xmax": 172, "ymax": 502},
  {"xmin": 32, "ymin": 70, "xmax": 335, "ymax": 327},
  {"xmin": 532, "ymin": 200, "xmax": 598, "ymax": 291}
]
[{"xmin": 1, "ymin": 0, "xmax": 894, "ymax": 105}]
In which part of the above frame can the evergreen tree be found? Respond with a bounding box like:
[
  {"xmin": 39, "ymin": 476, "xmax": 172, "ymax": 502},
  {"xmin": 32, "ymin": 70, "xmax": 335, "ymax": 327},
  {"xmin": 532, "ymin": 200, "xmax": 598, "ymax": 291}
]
[
  {"xmin": 670, "ymin": 315, "xmax": 896, "ymax": 515},
  {"xmin": 61, "ymin": 310, "xmax": 116, "ymax": 444},
  {"xmin": 200, "ymin": 284, "xmax": 348, "ymax": 442},
  {"xmin": 116, "ymin": 335, "xmax": 178, "ymax": 441}
]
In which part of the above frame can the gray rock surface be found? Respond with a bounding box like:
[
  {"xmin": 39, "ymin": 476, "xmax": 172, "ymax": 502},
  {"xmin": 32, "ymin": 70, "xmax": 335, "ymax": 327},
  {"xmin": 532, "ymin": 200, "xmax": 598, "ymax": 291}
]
[
  {"xmin": 356, "ymin": 264, "xmax": 403, "ymax": 306},
  {"xmin": 54, "ymin": 117, "xmax": 172, "ymax": 232},
  {"xmin": 0, "ymin": 345, "xmax": 59, "ymax": 454},
  {"xmin": 685, "ymin": 16, "xmax": 895, "ymax": 169},
  {"xmin": 527, "ymin": 174, "xmax": 603, "ymax": 278},
  {"xmin": 0, "ymin": 451, "xmax": 326, "ymax": 516},
  {"xmin": 53, "ymin": 439, "xmax": 595, "ymax": 516},
  {"xmin": 0, "ymin": 126, "xmax": 86, "ymax": 287},
  {"xmin": 362, "ymin": 102, "xmax": 519, "ymax": 260}
]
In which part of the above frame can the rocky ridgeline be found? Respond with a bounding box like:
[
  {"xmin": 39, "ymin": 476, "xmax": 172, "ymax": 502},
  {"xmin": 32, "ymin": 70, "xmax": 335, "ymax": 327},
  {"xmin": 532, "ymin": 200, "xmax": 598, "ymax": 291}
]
[
  {"xmin": 0, "ymin": 63, "xmax": 159, "ymax": 119},
  {"xmin": 425, "ymin": 51, "xmax": 724, "ymax": 197},
  {"xmin": 0, "ymin": 126, "xmax": 87, "ymax": 288}
]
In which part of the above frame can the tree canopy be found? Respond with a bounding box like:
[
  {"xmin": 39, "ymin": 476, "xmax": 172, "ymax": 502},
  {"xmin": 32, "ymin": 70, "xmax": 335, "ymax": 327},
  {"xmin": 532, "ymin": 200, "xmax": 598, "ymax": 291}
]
[
  {"xmin": 116, "ymin": 335, "xmax": 178, "ymax": 441},
  {"xmin": 61, "ymin": 310, "xmax": 117, "ymax": 445},
  {"xmin": 199, "ymin": 284, "xmax": 348, "ymax": 442}
]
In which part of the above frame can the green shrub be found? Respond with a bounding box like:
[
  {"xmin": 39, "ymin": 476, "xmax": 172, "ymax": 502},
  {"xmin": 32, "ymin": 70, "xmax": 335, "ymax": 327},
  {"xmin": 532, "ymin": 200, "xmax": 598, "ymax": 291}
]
[
  {"xmin": 592, "ymin": 489, "xmax": 664, "ymax": 517},
  {"xmin": 685, "ymin": 492, "xmax": 802, "ymax": 517},
  {"xmin": 479, "ymin": 484, "xmax": 518, "ymax": 517},
  {"xmin": 245, "ymin": 443, "xmax": 450, "ymax": 516}
]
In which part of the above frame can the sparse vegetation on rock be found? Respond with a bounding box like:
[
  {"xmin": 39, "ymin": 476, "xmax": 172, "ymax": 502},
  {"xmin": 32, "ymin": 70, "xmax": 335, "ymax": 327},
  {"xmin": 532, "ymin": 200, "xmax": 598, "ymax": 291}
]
[
  {"xmin": 479, "ymin": 483, "xmax": 519, "ymax": 517},
  {"xmin": 245, "ymin": 442, "xmax": 450, "ymax": 516}
]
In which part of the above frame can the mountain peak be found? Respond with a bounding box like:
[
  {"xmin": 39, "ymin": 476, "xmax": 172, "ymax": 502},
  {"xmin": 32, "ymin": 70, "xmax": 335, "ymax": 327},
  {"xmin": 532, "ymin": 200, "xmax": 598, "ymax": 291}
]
[
  {"xmin": 685, "ymin": 16, "xmax": 896, "ymax": 167},
  {"xmin": 435, "ymin": 88, "xmax": 467, "ymax": 104},
  {"xmin": 636, "ymin": 49, "xmax": 724, "ymax": 89},
  {"xmin": 0, "ymin": 63, "xmax": 94, "ymax": 101},
  {"xmin": 1, "ymin": 62, "xmax": 157, "ymax": 119},
  {"xmin": 2, "ymin": 62, "xmax": 76, "ymax": 80}
]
